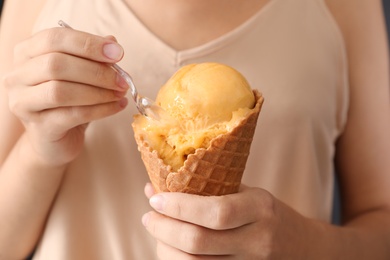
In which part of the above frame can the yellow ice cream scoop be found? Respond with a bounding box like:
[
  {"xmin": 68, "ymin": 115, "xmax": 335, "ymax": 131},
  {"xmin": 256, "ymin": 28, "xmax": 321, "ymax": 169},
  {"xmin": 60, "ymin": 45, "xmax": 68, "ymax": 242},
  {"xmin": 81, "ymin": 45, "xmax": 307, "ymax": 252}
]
[
  {"xmin": 133, "ymin": 62, "xmax": 256, "ymax": 171},
  {"xmin": 156, "ymin": 63, "xmax": 255, "ymax": 125}
]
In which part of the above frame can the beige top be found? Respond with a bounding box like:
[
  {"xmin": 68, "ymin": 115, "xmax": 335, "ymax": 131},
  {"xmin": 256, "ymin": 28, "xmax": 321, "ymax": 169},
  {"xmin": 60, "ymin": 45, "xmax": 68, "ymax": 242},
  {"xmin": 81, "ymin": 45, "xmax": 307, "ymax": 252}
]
[{"xmin": 31, "ymin": 0, "xmax": 348, "ymax": 259}]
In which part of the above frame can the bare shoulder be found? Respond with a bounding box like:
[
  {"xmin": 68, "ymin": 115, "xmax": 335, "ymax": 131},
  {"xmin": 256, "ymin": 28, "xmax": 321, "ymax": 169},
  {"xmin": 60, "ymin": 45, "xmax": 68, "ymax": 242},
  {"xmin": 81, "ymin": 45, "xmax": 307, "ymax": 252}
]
[
  {"xmin": 0, "ymin": 0, "xmax": 47, "ymax": 163},
  {"xmin": 324, "ymin": 0, "xmax": 389, "ymax": 146},
  {"xmin": 324, "ymin": 0, "xmax": 388, "ymax": 54},
  {"xmin": 324, "ymin": 0, "xmax": 389, "ymax": 144}
]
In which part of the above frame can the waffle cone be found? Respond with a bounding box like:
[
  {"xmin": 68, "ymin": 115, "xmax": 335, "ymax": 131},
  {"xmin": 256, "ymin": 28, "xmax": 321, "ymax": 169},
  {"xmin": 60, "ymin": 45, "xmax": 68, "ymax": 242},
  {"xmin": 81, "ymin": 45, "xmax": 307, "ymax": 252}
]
[{"xmin": 133, "ymin": 90, "xmax": 264, "ymax": 196}]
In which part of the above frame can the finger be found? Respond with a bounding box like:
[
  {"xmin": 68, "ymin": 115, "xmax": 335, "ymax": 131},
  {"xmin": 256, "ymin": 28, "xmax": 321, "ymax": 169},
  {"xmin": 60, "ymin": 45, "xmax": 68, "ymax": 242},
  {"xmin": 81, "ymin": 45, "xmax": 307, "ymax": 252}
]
[
  {"xmin": 156, "ymin": 241, "xmax": 233, "ymax": 260},
  {"xmin": 142, "ymin": 211, "xmax": 238, "ymax": 256},
  {"xmin": 144, "ymin": 183, "xmax": 156, "ymax": 199},
  {"xmin": 10, "ymin": 53, "xmax": 128, "ymax": 91},
  {"xmin": 37, "ymin": 98, "xmax": 128, "ymax": 132},
  {"xmin": 104, "ymin": 35, "xmax": 118, "ymax": 42},
  {"xmin": 148, "ymin": 187, "xmax": 274, "ymax": 230},
  {"xmin": 14, "ymin": 28, "xmax": 123, "ymax": 64},
  {"xmin": 13, "ymin": 80, "xmax": 126, "ymax": 112}
]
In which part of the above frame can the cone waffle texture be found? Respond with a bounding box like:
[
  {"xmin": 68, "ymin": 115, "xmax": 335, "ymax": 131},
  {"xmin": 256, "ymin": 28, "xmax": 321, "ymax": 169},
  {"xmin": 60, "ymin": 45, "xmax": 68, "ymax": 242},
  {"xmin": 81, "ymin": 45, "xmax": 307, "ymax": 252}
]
[{"xmin": 134, "ymin": 90, "xmax": 264, "ymax": 196}]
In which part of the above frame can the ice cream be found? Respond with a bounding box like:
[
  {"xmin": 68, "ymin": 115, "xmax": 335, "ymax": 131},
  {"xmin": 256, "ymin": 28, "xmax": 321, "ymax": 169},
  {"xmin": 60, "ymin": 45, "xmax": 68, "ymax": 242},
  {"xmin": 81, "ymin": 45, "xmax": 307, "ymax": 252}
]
[{"xmin": 133, "ymin": 62, "xmax": 263, "ymax": 195}]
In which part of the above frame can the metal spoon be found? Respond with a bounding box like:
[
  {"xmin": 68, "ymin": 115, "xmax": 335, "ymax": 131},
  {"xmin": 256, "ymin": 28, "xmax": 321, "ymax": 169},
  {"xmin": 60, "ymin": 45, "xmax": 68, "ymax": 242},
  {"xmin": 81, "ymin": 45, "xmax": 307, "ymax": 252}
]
[{"xmin": 58, "ymin": 20, "xmax": 164, "ymax": 120}]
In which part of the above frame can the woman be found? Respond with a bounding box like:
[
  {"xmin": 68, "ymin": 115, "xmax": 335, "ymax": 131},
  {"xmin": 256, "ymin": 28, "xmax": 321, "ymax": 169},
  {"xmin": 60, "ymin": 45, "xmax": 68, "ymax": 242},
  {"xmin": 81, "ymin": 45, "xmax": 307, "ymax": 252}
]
[{"xmin": 0, "ymin": 0, "xmax": 389, "ymax": 259}]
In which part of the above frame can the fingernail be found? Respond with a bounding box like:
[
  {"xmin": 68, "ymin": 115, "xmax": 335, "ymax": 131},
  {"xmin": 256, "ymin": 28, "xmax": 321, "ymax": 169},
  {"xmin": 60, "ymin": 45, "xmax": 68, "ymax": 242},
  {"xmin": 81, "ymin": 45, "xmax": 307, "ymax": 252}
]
[
  {"xmin": 142, "ymin": 213, "xmax": 150, "ymax": 227},
  {"xmin": 149, "ymin": 195, "xmax": 164, "ymax": 212},
  {"xmin": 116, "ymin": 74, "xmax": 129, "ymax": 89},
  {"xmin": 103, "ymin": 43, "xmax": 123, "ymax": 60},
  {"xmin": 118, "ymin": 97, "xmax": 128, "ymax": 108}
]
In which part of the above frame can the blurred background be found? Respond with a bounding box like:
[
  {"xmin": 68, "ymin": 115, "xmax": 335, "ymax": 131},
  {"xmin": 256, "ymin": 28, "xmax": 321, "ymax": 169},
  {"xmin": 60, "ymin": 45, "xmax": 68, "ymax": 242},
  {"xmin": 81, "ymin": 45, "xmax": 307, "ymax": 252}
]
[{"xmin": 385, "ymin": 0, "xmax": 390, "ymax": 33}]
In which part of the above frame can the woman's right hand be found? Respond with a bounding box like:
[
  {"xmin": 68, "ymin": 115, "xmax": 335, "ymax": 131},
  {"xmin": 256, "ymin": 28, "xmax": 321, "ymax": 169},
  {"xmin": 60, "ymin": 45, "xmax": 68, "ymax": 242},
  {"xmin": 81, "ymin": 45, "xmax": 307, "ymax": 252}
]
[{"xmin": 2, "ymin": 27, "xmax": 129, "ymax": 167}]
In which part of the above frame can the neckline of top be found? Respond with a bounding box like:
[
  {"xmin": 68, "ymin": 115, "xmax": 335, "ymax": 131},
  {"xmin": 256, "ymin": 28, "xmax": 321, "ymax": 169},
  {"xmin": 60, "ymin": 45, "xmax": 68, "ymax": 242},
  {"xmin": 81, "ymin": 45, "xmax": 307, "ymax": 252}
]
[{"xmin": 118, "ymin": 0, "xmax": 279, "ymax": 65}]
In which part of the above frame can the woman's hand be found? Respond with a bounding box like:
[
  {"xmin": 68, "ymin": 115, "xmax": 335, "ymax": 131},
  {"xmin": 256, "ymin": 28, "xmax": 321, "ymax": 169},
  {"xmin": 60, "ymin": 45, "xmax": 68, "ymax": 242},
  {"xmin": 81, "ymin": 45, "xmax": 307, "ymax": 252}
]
[
  {"xmin": 2, "ymin": 27, "xmax": 129, "ymax": 166},
  {"xmin": 143, "ymin": 183, "xmax": 314, "ymax": 259}
]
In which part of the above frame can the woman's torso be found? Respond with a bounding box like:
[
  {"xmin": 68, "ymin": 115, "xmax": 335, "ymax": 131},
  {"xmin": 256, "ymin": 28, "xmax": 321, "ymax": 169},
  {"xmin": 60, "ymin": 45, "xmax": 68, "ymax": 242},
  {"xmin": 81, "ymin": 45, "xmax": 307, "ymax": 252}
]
[{"xmin": 31, "ymin": 0, "xmax": 348, "ymax": 259}]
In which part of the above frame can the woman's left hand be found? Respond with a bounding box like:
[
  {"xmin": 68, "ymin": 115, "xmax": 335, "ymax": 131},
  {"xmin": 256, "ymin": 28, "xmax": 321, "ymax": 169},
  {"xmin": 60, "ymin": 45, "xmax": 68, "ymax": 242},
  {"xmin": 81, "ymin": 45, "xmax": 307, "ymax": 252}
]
[{"xmin": 142, "ymin": 183, "xmax": 314, "ymax": 259}]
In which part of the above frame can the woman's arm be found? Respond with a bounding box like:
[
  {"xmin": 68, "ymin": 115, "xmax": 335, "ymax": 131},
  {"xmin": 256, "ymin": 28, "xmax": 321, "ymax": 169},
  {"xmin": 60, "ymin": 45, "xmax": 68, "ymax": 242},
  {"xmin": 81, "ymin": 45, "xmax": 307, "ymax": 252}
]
[
  {"xmin": 0, "ymin": 0, "xmax": 47, "ymax": 163},
  {"xmin": 0, "ymin": 1, "xmax": 58, "ymax": 258},
  {"xmin": 0, "ymin": 1, "xmax": 128, "ymax": 258},
  {"xmin": 328, "ymin": 0, "xmax": 390, "ymax": 254}
]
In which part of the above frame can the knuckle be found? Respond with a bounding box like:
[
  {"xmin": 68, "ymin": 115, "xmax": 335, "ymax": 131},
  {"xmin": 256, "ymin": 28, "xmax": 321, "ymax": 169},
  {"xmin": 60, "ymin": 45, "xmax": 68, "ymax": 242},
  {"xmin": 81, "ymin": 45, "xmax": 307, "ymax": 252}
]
[
  {"xmin": 8, "ymin": 94, "xmax": 31, "ymax": 123},
  {"xmin": 71, "ymin": 106, "xmax": 91, "ymax": 122},
  {"xmin": 97, "ymin": 88, "xmax": 111, "ymax": 102},
  {"xmin": 1, "ymin": 73, "xmax": 14, "ymax": 90},
  {"xmin": 44, "ymin": 53, "xmax": 66, "ymax": 78},
  {"xmin": 3, "ymin": 78, "xmax": 21, "ymax": 115},
  {"xmin": 7, "ymin": 95, "xmax": 20, "ymax": 114},
  {"xmin": 44, "ymin": 81, "xmax": 66, "ymax": 105},
  {"xmin": 168, "ymin": 199, "xmax": 184, "ymax": 219},
  {"xmin": 93, "ymin": 64, "xmax": 108, "ymax": 82},
  {"xmin": 245, "ymin": 190, "xmax": 278, "ymax": 259},
  {"xmin": 80, "ymin": 36, "xmax": 98, "ymax": 56},
  {"xmin": 212, "ymin": 197, "xmax": 234, "ymax": 229},
  {"xmin": 45, "ymin": 29, "xmax": 100, "ymax": 58},
  {"xmin": 42, "ymin": 28, "xmax": 63, "ymax": 51},
  {"xmin": 256, "ymin": 189, "xmax": 276, "ymax": 218},
  {"xmin": 182, "ymin": 225, "xmax": 206, "ymax": 254}
]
